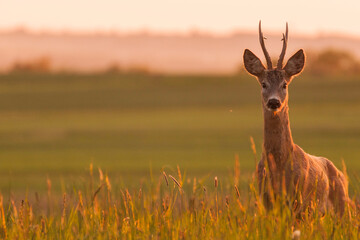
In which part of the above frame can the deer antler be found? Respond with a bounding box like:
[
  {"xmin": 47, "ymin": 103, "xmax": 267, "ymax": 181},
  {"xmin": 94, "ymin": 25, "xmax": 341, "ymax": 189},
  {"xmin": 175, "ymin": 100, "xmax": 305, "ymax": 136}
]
[
  {"xmin": 259, "ymin": 21, "xmax": 273, "ymax": 69},
  {"xmin": 277, "ymin": 22, "xmax": 288, "ymax": 69}
]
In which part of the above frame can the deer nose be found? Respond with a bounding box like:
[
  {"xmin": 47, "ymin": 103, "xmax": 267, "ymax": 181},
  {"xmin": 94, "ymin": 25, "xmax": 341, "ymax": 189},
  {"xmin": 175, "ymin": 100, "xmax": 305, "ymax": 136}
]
[{"xmin": 267, "ymin": 98, "xmax": 281, "ymax": 109}]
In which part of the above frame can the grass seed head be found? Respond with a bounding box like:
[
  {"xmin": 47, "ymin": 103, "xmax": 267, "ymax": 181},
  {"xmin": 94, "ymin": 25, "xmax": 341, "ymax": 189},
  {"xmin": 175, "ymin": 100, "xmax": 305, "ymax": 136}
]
[
  {"xmin": 169, "ymin": 175, "xmax": 182, "ymax": 191},
  {"xmin": 98, "ymin": 168, "xmax": 104, "ymax": 182},
  {"xmin": 234, "ymin": 185, "xmax": 241, "ymax": 199},
  {"xmin": 177, "ymin": 165, "xmax": 183, "ymax": 185},
  {"xmin": 163, "ymin": 171, "xmax": 169, "ymax": 186}
]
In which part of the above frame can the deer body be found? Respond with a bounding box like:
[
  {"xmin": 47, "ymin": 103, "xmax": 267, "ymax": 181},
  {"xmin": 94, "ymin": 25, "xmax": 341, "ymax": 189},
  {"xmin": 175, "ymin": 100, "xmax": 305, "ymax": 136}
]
[{"xmin": 244, "ymin": 22, "xmax": 349, "ymax": 215}]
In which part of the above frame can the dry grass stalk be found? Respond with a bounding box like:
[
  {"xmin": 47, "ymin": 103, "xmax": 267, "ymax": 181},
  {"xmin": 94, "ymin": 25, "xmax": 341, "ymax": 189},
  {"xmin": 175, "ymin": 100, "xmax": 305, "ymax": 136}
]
[
  {"xmin": 105, "ymin": 175, "xmax": 112, "ymax": 191},
  {"xmin": 162, "ymin": 171, "xmax": 169, "ymax": 186},
  {"xmin": 98, "ymin": 168, "xmax": 104, "ymax": 182},
  {"xmin": 61, "ymin": 193, "xmax": 67, "ymax": 229},
  {"xmin": 234, "ymin": 185, "xmax": 241, "ymax": 199},
  {"xmin": 193, "ymin": 177, "xmax": 197, "ymax": 194},
  {"xmin": 138, "ymin": 188, "xmax": 142, "ymax": 200},
  {"xmin": 169, "ymin": 175, "xmax": 182, "ymax": 192},
  {"xmin": 0, "ymin": 195, "xmax": 6, "ymax": 239},
  {"xmin": 250, "ymin": 136, "xmax": 257, "ymax": 165},
  {"xmin": 234, "ymin": 154, "xmax": 240, "ymax": 185},
  {"xmin": 89, "ymin": 163, "xmax": 93, "ymax": 177},
  {"xmin": 92, "ymin": 184, "xmax": 105, "ymax": 202},
  {"xmin": 177, "ymin": 165, "xmax": 183, "ymax": 185}
]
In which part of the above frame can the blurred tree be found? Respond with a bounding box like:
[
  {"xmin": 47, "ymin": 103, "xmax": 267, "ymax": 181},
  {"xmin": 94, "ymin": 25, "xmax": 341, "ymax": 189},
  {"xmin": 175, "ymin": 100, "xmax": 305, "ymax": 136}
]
[
  {"xmin": 10, "ymin": 56, "xmax": 52, "ymax": 73},
  {"xmin": 126, "ymin": 65, "xmax": 151, "ymax": 75},
  {"xmin": 105, "ymin": 62, "xmax": 123, "ymax": 74},
  {"xmin": 306, "ymin": 48, "xmax": 360, "ymax": 75}
]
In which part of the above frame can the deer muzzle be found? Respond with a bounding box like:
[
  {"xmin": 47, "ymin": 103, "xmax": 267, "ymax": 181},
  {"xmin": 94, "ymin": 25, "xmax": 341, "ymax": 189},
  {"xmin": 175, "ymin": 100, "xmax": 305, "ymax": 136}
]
[{"xmin": 267, "ymin": 98, "xmax": 281, "ymax": 110}]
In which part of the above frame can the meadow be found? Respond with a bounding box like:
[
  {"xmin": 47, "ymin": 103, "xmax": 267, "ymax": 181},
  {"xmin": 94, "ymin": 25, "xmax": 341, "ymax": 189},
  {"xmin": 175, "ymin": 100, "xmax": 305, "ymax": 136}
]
[{"xmin": 0, "ymin": 72, "xmax": 359, "ymax": 238}]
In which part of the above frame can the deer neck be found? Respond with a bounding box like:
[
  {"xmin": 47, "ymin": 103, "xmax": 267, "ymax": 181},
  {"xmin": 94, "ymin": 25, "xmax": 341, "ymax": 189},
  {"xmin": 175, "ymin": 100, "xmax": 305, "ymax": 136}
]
[{"xmin": 263, "ymin": 102, "xmax": 294, "ymax": 168}]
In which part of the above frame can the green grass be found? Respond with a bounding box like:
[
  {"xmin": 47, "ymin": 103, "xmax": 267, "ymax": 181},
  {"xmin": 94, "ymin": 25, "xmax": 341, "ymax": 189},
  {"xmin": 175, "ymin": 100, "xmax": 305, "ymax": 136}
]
[{"xmin": 0, "ymin": 72, "xmax": 360, "ymax": 195}]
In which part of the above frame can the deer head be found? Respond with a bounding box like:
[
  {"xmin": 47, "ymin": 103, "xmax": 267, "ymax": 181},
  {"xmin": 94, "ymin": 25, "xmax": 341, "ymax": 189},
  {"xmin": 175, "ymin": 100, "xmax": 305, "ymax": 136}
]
[{"xmin": 243, "ymin": 21, "xmax": 305, "ymax": 112}]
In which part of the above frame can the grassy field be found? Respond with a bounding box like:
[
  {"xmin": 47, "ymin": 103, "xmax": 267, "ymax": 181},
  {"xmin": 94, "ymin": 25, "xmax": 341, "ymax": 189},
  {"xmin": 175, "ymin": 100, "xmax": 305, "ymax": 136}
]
[
  {"xmin": 0, "ymin": 162, "xmax": 359, "ymax": 239},
  {"xmin": 0, "ymin": 72, "xmax": 360, "ymax": 238},
  {"xmin": 0, "ymin": 73, "xmax": 360, "ymax": 192}
]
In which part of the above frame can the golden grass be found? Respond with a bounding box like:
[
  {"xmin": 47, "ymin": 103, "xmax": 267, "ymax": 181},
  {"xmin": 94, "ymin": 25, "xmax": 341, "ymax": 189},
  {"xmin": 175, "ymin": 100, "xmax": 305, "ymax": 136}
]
[{"xmin": 0, "ymin": 160, "xmax": 358, "ymax": 240}]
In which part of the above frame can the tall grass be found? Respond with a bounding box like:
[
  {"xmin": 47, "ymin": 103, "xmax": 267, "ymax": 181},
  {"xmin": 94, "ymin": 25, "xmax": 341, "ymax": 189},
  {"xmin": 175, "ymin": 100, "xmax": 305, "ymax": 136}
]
[{"xmin": 0, "ymin": 159, "xmax": 358, "ymax": 239}]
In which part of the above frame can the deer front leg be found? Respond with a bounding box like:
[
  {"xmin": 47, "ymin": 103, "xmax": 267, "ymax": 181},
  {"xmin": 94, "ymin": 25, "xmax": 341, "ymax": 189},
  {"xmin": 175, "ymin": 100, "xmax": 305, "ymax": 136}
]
[{"xmin": 257, "ymin": 160, "xmax": 272, "ymax": 209}]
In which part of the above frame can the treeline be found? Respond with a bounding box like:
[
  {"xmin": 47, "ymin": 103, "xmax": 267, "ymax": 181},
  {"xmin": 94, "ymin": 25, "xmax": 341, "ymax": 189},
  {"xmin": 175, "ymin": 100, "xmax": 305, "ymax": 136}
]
[
  {"xmin": 6, "ymin": 48, "xmax": 360, "ymax": 76},
  {"xmin": 9, "ymin": 57, "xmax": 52, "ymax": 73},
  {"xmin": 305, "ymin": 48, "xmax": 360, "ymax": 75},
  {"xmin": 7, "ymin": 58, "xmax": 151, "ymax": 75}
]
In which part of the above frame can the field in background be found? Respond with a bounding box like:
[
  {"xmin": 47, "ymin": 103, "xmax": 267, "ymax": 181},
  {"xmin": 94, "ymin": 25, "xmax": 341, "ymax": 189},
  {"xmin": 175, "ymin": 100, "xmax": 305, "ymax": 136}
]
[{"xmin": 0, "ymin": 72, "xmax": 360, "ymax": 198}]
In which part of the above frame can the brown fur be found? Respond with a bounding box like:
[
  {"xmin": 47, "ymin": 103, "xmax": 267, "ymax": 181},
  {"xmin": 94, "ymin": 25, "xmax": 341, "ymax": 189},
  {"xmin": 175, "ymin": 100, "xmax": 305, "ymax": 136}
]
[{"xmin": 243, "ymin": 23, "xmax": 349, "ymax": 216}]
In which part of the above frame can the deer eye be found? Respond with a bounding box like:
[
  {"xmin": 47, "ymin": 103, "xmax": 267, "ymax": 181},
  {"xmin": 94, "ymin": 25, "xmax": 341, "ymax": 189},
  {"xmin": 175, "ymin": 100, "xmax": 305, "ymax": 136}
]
[
  {"xmin": 282, "ymin": 83, "xmax": 287, "ymax": 89},
  {"xmin": 261, "ymin": 83, "xmax": 267, "ymax": 89}
]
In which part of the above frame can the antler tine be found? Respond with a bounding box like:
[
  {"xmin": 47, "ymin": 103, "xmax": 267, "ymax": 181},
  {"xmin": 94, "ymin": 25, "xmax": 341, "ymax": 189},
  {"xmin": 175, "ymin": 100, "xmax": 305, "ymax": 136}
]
[
  {"xmin": 259, "ymin": 21, "xmax": 273, "ymax": 69},
  {"xmin": 277, "ymin": 22, "xmax": 289, "ymax": 69}
]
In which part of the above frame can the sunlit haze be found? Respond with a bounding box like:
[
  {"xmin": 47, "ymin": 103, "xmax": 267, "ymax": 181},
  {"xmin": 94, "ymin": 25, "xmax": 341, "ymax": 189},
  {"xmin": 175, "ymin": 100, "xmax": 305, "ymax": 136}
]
[
  {"xmin": 1, "ymin": 0, "xmax": 360, "ymax": 74},
  {"xmin": 1, "ymin": 0, "xmax": 360, "ymax": 36}
]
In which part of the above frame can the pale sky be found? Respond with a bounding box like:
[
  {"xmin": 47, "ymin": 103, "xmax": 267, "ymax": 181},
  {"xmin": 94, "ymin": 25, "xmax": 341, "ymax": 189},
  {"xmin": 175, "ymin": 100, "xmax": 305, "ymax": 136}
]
[{"xmin": 0, "ymin": 0, "xmax": 359, "ymax": 36}]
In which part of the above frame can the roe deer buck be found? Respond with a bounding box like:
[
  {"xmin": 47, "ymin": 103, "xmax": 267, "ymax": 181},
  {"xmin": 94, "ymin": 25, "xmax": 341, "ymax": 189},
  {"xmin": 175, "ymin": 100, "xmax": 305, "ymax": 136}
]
[{"xmin": 243, "ymin": 21, "xmax": 349, "ymax": 216}]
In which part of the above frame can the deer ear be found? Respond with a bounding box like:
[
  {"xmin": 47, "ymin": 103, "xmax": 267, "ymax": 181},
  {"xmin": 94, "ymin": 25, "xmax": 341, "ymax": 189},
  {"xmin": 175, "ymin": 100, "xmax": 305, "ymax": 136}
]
[
  {"xmin": 243, "ymin": 49, "xmax": 265, "ymax": 77},
  {"xmin": 284, "ymin": 49, "xmax": 305, "ymax": 77}
]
